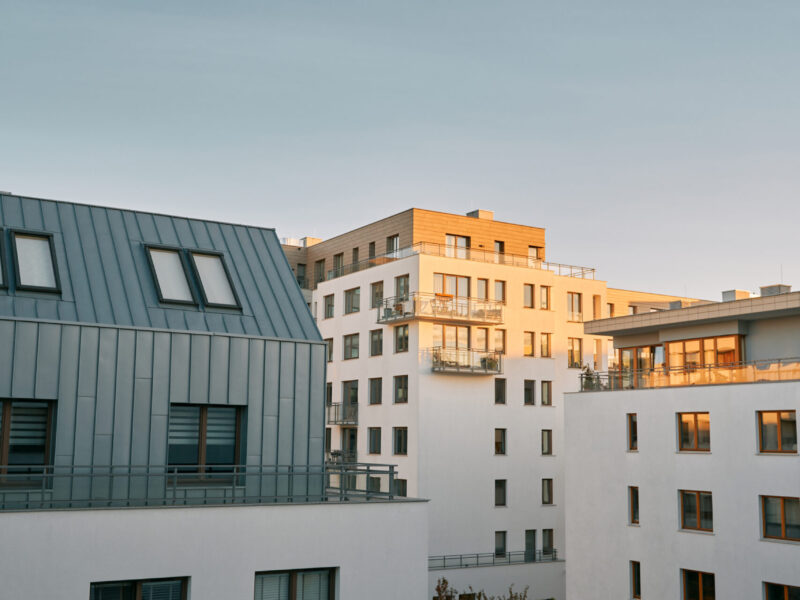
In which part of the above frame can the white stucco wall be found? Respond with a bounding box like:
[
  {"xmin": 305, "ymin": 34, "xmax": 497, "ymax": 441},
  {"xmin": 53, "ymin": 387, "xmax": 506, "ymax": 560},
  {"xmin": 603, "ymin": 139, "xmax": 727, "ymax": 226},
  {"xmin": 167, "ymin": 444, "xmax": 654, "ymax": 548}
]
[
  {"xmin": 429, "ymin": 562, "xmax": 565, "ymax": 600},
  {"xmin": 565, "ymin": 381, "xmax": 800, "ymax": 600},
  {"xmin": 0, "ymin": 500, "xmax": 428, "ymax": 599}
]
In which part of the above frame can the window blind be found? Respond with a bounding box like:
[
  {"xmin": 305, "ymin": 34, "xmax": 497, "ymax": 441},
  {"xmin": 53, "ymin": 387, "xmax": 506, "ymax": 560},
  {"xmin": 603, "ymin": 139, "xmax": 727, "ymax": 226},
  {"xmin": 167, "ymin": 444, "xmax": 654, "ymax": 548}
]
[
  {"xmin": 254, "ymin": 573, "xmax": 290, "ymax": 600},
  {"xmin": 297, "ymin": 571, "xmax": 329, "ymax": 600}
]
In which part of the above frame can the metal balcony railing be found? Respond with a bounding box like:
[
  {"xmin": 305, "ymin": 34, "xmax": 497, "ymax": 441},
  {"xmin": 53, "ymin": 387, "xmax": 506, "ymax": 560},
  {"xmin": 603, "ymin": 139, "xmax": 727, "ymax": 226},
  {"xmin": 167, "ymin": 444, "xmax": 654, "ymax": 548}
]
[
  {"xmin": 325, "ymin": 450, "xmax": 358, "ymax": 464},
  {"xmin": 428, "ymin": 549, "xmax": 559, "ymax": 570},
  {"xmin": 377, "ymin": 293, "xmax": 504, "ymax": 325},
  {"xmin": 316, "ymin": 242, "xmax": 594, "ymax": 288},
  {"xmin": 326, "ymin": 402, "xmax": 358, "ymax": 425},
  {"xmin": 0, "ymin": 463, "xmax": 405, "ymax": 511},
  {"xmin": 431, "ymin": 347, "xmax": 503, "ymax": 375},
  {"xmin": 580, "ymin": 357, "xmax": 800, "ymax": 392}
]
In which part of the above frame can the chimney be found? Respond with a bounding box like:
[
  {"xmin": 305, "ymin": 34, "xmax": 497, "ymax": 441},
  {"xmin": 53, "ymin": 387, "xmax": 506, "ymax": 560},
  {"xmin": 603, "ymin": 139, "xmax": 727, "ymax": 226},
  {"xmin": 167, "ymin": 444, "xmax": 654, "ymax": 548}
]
[
  {"xmin": 466, "ymin": 210, "xmax": 494, "ymax": 220},
  {"xmin": 759, "ymin": 284, "xmax": 792, "ymax": 297},
  {"xmin": 721, "ymin": 289, "xmax": 754, "ymax": 302}
]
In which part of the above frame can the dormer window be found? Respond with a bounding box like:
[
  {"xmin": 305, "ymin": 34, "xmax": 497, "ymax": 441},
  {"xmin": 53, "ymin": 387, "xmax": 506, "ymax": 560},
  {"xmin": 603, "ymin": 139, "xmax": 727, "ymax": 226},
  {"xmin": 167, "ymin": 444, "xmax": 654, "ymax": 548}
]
[
  {"xmin": 146, "ymin": 246, "xmax": 195, "ymax": 304},
  {"xmin": 189, "ymin": 251, "xmax": 240, "ymax": 308},
  {"xmin": 11, "ymin": 231, "xmax": 60, "ymax": 292}
]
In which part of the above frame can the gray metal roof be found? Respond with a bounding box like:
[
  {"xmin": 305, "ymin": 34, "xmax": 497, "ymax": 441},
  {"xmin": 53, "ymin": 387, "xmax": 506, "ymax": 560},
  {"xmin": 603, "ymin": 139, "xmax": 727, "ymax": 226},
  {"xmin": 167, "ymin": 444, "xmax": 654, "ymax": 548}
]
[{"xmin": 0, "ymin": 193, "xmax": 319, "ymax": 341}]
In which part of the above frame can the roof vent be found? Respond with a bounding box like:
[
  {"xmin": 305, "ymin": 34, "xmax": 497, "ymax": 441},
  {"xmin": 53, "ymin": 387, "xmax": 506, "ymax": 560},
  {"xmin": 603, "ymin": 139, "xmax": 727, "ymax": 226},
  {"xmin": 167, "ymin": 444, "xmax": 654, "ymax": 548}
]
[
  {"xmin": 466, "ymin": 209, "xmax": 494, "ymax": 220},
  {"xmin": 760, "ymin": 284, "xmax": 792, "ymax": 297},
  {"xmin": 722, "ymin": 289, "xmax": 755, "ymax": 302}
]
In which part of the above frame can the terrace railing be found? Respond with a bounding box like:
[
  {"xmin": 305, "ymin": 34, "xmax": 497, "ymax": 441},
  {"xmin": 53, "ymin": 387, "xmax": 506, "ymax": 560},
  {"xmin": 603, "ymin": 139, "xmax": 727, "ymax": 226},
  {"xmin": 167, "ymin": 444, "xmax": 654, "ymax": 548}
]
[
  {"xmin": 431, "ymin": 347, "xmax": 503, "ymax": 375},
  {"xmin": 580, "ymin": 358, "xmax": 800, "ymax": 392},
  {"xmin": 377, "ymin": 292, "xmax": 504, "ymax": 325},
  {"xmin": 326, "ymin": 402, "xmax": 358, "ymax": 425},
  {"xmin": 428, "ymin": 549, "xmax": 559, "ymax": 570}
]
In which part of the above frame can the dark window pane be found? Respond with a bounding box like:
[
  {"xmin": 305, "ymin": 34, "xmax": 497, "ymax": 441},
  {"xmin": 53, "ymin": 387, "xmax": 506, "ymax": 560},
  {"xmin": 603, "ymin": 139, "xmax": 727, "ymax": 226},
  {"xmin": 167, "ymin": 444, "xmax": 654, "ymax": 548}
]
[
  {"xmin": 90, "ymin": 582, "xmax": 135, "ymax": 600},
  {"xmin": 764, "ymin": 497, "xmax": 783, "ymax": 537},
  {"xmin": 684, "ymin": 570, "xmax": 700, "ymax": 600},
  {"xmin": 7, "ymin": 402, "xmax": 49, "ymax": 468},
  {"xmin": 765, "ymin": 583, "xmax": 785, "ymax": 600},
  {"xmin": 205, "ymin": 407, "xmax": 238, "ymax": 469},
  {"xmin": 786, "ymin": 498, "xmax": 800, "ymax": 540},
  {"xmin": 699, "ymin": 493, "xmax": 713, "ymax": 530},
  {"xmin": 781, "ymin": 412, "xmax": 797, "ymax": 451},
  {"xmin": 168, "ymin": 405, "xmax": 200, "ymax": 467},
  {"xmin": 702, "ymin": 573, "xmax": 715, "ymax": 600},
  {"xmin": 682, "ymin": 492, "xmax": 698, "ymax": 529},
  {"xmin": 141, "ymin": 580, "xmax": 184, "ymax": 600}
]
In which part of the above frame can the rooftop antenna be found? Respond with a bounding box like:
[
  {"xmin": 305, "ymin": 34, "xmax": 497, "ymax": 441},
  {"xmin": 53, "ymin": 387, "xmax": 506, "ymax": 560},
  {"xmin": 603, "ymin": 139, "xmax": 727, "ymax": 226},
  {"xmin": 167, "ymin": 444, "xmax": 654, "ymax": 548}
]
[{"xmin": 780, "ymin": 264, "xmax": 784, "ymax": 284}]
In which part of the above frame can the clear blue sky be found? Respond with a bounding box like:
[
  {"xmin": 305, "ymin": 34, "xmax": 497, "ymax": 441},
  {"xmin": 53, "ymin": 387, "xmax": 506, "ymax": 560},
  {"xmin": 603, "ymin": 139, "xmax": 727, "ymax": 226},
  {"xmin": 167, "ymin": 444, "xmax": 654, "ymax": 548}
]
[{"xmin": 1, "ymin": 1, "xmax": 798, "ymax": 299}]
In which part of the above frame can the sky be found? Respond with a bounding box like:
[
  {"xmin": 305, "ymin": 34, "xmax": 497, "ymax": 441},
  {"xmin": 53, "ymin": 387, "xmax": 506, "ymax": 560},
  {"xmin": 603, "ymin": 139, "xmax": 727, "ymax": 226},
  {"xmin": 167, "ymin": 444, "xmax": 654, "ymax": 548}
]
[{"xmin": 1, "ymin": 1, "xmax": 798, "ymax": 300}]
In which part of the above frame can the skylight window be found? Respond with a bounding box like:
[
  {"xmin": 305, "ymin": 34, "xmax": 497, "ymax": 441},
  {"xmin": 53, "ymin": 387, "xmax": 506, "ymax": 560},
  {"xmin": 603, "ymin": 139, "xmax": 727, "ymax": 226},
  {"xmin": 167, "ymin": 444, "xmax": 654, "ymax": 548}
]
[
  {"xmin": 12, "ymin": 232, "xmax": 60, "ymax": 292},
  {"xmin": 189, "ymin": 251, "xmax": 239, "ymax": 308},
  {"xmin": 146, "ymin": 247, "xmax": 195, "ymax": 304}
]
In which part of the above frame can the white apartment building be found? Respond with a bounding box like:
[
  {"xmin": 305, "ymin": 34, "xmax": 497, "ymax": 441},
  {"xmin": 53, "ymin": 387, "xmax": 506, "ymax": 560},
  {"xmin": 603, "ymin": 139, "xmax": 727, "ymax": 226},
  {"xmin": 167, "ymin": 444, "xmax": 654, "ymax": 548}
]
[
  {"xmin": 283, "ymin": 208, "xmax": 692, "ymax": 599},
  {"xmin": 565, "ymin": 286, "xmax": 800, "ymax": 600}
]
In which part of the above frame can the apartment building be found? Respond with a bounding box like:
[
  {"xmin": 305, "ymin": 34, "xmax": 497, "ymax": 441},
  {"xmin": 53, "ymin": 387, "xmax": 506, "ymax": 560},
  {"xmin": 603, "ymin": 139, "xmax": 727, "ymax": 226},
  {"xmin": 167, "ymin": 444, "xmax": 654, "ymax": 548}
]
[
  {"xmin": 565, "ymin": 286, "xmax": 800, "ymax": 600},
  {"xmin": 0, "ymin": 193, "xmax": 427, "ymax": 599},
  {"xmin": 282, "ymin": 208, "xmax": 693, "ymax": 599}
]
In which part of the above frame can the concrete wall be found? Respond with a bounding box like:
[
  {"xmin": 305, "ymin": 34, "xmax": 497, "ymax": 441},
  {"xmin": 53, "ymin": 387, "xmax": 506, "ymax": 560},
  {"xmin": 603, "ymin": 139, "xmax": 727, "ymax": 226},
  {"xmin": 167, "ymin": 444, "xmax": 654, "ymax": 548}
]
[
  {"xmin": 0, "ymin": 500, "xmax": 428, "ymax": 599},
  {"xmin": 0, "ymin": 318, "xmax": 326, "ymax": 475},
  {"xmin": 565, "ymin": 382, "xmax": 800, "ymax": 600},
  {"xmin": 746, "ymin": 314, "xmax": 800, "ymax": 361}
]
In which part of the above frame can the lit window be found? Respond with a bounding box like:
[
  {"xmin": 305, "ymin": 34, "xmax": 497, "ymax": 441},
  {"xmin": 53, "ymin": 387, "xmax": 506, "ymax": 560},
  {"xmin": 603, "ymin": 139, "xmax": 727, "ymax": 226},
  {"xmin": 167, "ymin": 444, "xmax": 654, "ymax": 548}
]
[
  {"xmin": 542, "ymin": 429, "xmax": 552, "ymax": 455},
  {"xmin": 682, "ymin": 569, "xmax": 714, "ymax": 600},
  {"xmin": 541, "ymin": 380, "xmax": 552, "ymax": 406},
  {"xmin": 524, "ymin": 332, "xmax": 535, "ymax": 356},
  {"xmin": 146, "ymin": 247, "xmax": 194, "ymax": 304},
  {"xmin": 567, "ymin": 292, "xmax": 583, "ymax": 321},
  {"xmin": 762, "ymin": 495, "xmax": 800, "ymax": 541},
  {"xmin": 758, "ymin": 411, "xmax": 797, "ymax": 453},
  {"xmin": 90, "ymin": 578, "xmax": 188, "ymax": 600},
  {"xmin": 631, "ymin": 561, "xmax": 641, "ymax": 599},
  {"xmin": 189, "ymin": 251, "xmax": 239, "ymax": 307},
  {"xmin": 255, "ymin": 569, "xmax": 334, "ymax": 600},
  {"xmin": 678, "ymin": 413, "xmax": 710, "ymax": 451},
  {"xmin": 629, "ymin": 486, "xmax": 639, "ymax": 524},
  {"xmin": 568, "ymin": 338, "xmax": 583, "ymax": 368},
  {"xmin": 540, "ymin": 333, "xmax": 552, "ymax": 357},
  {"xmin": 542, "ymin": 478, "xmax": 553, "ymax": 504},
  {"xmin": 167, "ymin": 404, "xmax": 240, "ymax": 473},
  {"xmin": 540, "ymin": 286, "xmax": 550, "ymax": 310},
  {"xmin": 680, "ymin": 490, "xmax": 713, "ymax": 531},
  {"xmin": 12, "ymin": 232, "xmax": 60, "ymax": 292}
]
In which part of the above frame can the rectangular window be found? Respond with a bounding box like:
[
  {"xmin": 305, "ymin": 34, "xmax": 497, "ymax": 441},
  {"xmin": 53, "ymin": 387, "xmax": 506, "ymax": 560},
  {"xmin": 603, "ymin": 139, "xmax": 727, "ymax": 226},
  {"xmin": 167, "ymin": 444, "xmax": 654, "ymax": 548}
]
[
  {"xmin": 628, "ymin": 413, "xmax": 638, "ymax": 451},
  {"xmin": 368, "ymin": 241, "xmax": 376, "ymax": 258},
  {"xmin": 540, "ymin": 333, "xmax": 552, "ymax": 358},
  {"xmin": 368, "ymin": 427, "xmax": 381, "ymax": 454},
  {"xmin": 524, "ymin": 380, "xmax": 535, "ymax": 406},
  {"xmin": 678, "ymin": 413, "xmax": 710, "ymax": 451},
  {"xmin": 764, "ymin": 582, "xmax": 800, "ymax": 599},
  {"xmin": 525, "ymin": 530, "xmax": 536, "ymax": 561},
  {"xmin": 759, "ymin": 411, "xmax": 797, "ymax": 453},
  {"xmin": 324, "ymin": 338, "xmax": 333, "ymax": 362},
  {"xmin": 90, "ymin": 578, "xmax": 188, "ymax": 600},
  {"xmin": 631, "ymin": 561, "xmax": 641, "ymax": 599},
  {"xmin": 542, "ymin": 529, "xmax": 554, "ymax": 555},
  {"xmin": 433, "ymin": 273, "xmax": 470, "ymax": 297},
  {"xmin": 495, "ymin": 531, "xmax": 507, "ymax": 557},
  {"xmin": 394, "ymin": 375, "xmax": 408, "ymax": 404},
  {"xmin": 540, "ymin": 286, "xmax": 551, "ymax": 310},
  {"xmin": 386, "ymin": 234, "xmax": 400, "ymax": 256},
  {"xmin": 524, "ymin": 332, "xmax": 535, "ymax": 357},
  {"xmin": 0, "ymin": 400, "xmax": 53, "ymax": 475},
  {"xmin": 333, "ymin": 253, "xmax": 343, "ymax": 273},
  {"xmin": 189, "ymin": 251, "xmax": 239, "ymax": 308},
  {"xmin": 393, "ymin": 427, "xmax": 408, "ymax": 455},
  {"xmin": 146, "ymin": 246, "xmax": 193, "ymax": 304},
  {"xmin": 255, "ymin": 569, "xmax": 335, "ymax": 600},
  {"xmin": 324, "ymin": 294, "xmax": 334, "ymax": 318},
  {"xmin": 394, "ymin": 324, "xmax": 409, "ymax": 352},
  {"xmin": 630, "ymin": 486, "xmax": 639, "ymax": 524},
  {"xmin": 762, "ymin": 495, "xmax": 800, "ymax": 541},
  {"xmin": 528, "ymin": 245, "xmax": 542, "ymax": 260},
  {"xmin": 567, "ymin": 292, "xmax": 583, "ymax": 321},
  {"xmin": 344, "ymin": 288, "xmax": 360, "ymax": 314},
  {"xmin": 369, "ymin": 378, "xmax": 382, "ymax": 405},
  {"xmin": 395, "ymin": 274, "xmax": 409, "ymax": 299},
  {"xmin": 494, "ymin": 329, "xmax": 506, "ymax": 354},
  {"xmin": 495, "ymin": 479, "xmax": 507, "ymax": 506},
  {"xmin": 168, "ymin": 404, "xmax": 240, "ymax": 473},
  {"xmin": 369, "ymin": 329, "xmax": 383, "ymax": 356},
  {"xmin": 370, "ymin": 281, "xmax": 384, "ymax": 308},
  {"xmin": 351, "ymin": 247, "xmax": 359, "ymax": 264},
  {"xmin": 494, "ymin": 240, "xmax": 505, "ymax": 260},
  {"xmin": 314, "ymin": 259, "xmax": 325, "ymax": 284},
  {"xmin": 495, "ymin": 428, "xmax": 506, "ymax": 455},
  {"xmin": 680, "ymin": 490, "xmax": 713, "ymax": 531},
  {"xmin": 607, "ymin": 303, "xmax": 615, "ymax": 317},
  {"xmin": 342, "ymin": 380, "xmax": 358, "ymax": 404},
  {"xmin": 492, "ymin": 281, "xmax": 506, "ymax": 304},
  {"xmin": 475, "ymin": 327, "xmax": 488, "ymax": 351},
  {"xmin": 476, "ymin": 278, "xmax": 488, "ymax": 300},
  {"xmin": 629, "ymin": 305, "xmax": 637, "ymax": 315},
  {"xmin": 445, "ymin": 234, "xmax": 470, "ymax": 259},
  {"xmin": 325, "ymin": 427, "xmax": 331, "ymax": 452},
  {"xmin": 541, "ymin": 381, "xmax": 552, "ymax": 406},
  {"xmin": 542, "ymin": 429, "xmax": 552, "ymax": 455},
  {"xmin": 523, "ymin": 284, "xmax": 534, "ymax": 308},
  {"xmin": 326, "ymin": 382, "xmax": 332, "ymax": 405},
  {"xmin": 343, "ymin": 333, "xmax": 359, "ymax": 359},
  {"xmin": 395, "ymin": 479, "xmax": 408, "ymax": 497},
  {"xmin": 568, "ymin": 338, "xmax": 582, "ymax": 368},
  {"xmin": 682, "ymin": 569, "xmax": 714, "ymax": 600},
  {"xmin": 542, "ymin": 478, "xmax": 553, "ymax": 504},
  {"xmin": 495, "ymin": 378, "xmax": 506, "ymax": 405}
]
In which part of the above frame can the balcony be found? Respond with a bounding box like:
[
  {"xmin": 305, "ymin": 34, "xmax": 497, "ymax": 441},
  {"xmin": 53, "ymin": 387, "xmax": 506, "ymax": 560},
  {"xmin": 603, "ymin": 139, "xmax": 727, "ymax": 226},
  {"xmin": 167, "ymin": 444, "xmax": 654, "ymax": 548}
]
[
  {"xmin": 428, "ymin": 549, "xmax": 559, "ymax": 570},
  {"xmin": 326, "ymin": 402, "xmax": 358, "ymax": 425},
  {"xmin": 0, "ymin": 463, "xmax": 405, "ymax": 511},
  {"xmin": 325, "ymin": 450, "xmax": 357, "ymax": 464},
  {"xmin": 313, "ymin": 242, "xmax": 594, "ymax": 288},
  {"xmin": 431, "ymin": 347, "xmax": 503, "ymax": 375},
  {"xmin": 580, "ymin": 357, "xmax": 800, "ymax": 392},
  {"xmin": 377, "ymin": 292, "xmax": 504, "ymax": 326}
]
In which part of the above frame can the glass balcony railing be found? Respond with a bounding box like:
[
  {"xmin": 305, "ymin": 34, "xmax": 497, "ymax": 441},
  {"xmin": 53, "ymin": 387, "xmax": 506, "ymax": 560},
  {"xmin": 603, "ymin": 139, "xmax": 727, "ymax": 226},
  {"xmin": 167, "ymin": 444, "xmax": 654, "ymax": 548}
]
[
  {"xmin": 431, "ymin": 347, "xmax": 503, "ymax": 375},
  {"xmin": 326, "ymin": 403, "xmax": 358, "ymax": 425},
  {"xmin": 580, "ymin": 358, "xmax": 800, "ymax": 392},
  {"xmin": 377, "ymin": 293, "xmax": 504, "ymax": 325}
]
